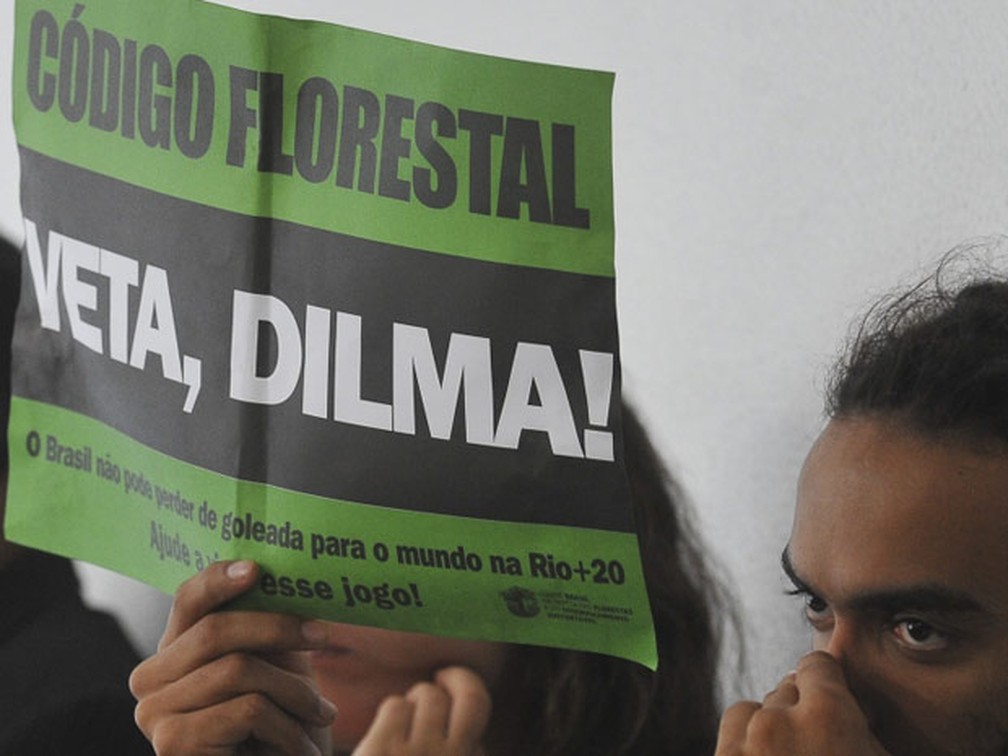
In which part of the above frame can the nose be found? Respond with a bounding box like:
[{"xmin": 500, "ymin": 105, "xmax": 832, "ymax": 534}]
[
  {"xmin": 813, "ymin": 620, "xmax": 862, "ymax": 692},
  {"xmin": 816, "ymin": 616, "xmax": 855, "ymax": 661},
  {"xmin": 812, "ymin": 618, "xmax": 880, "ymax": 728}
]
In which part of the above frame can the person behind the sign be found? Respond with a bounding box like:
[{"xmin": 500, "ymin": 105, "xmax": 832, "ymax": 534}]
[
  {"xmin": 716, "ymin": 254, "xmax": 1008, "ymax": 756},
  {"xmin": 130, "ymin": 403, "xmax": 732, "ymax": 756},
  {"xmin": 0, "ymin": 235, "xmax": 154, "ymax": 755}
]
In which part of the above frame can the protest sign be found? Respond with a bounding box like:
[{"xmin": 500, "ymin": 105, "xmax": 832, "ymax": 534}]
[{"xmin": 6, "ymin": 0, "xmax": 656, "ymax": 668}]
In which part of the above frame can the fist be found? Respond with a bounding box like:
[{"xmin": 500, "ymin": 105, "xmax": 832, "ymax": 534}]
[{"xmin": 716, "ymin": 652, "xmax": 891, "ymax": 756}]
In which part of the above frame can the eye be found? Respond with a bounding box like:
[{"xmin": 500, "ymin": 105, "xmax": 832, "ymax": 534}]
[
  {"xmin": 892, "ymin": 618, "xmax": 949, "ymax": 652},
  {"xmin": 804, "ymin": 593, "xmax": 827, "ymax": 614},
  {"xmin": 790, "ymin": 592, "xmax": 830, "ymax": 633},
  {"xmin": 800, "ymin": 592, "xmax": 833, "ymax": 629}
]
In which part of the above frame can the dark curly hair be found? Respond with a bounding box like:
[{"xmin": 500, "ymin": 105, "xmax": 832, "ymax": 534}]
[
  {"xmin": 487, "ymin": 403, "xmax": 733, "ymax": 756},
  {"xmin": 827, "ymin": 249, "xmax": 1008, "ymax": 448}
]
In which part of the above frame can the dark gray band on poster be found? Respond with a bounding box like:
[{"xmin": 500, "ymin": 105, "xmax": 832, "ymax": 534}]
[{"xmin": 13, "ymin": 148, "xmax": 634, "ymax": 531}]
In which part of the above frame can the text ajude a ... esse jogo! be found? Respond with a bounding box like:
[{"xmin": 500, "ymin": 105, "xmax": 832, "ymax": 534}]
[{"xmin": 24, "ymin": 8, "xmax": 592, "ymax": 227}]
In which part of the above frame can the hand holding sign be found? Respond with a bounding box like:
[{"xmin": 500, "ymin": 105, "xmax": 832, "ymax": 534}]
[{"xmin": 130, "ymin": 561, "xmax": 335, "ymax": 756}]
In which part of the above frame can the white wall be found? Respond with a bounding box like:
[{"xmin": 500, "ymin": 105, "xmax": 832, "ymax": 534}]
[{"xmin": 5, "ymin": 1, "xmax": 1008, "ymax": 697}]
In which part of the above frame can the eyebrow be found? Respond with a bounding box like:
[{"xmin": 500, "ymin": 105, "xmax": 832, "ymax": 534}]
[
  {"xmin": 781, "ymin": 547, "xmax": 812, "ymax": 594},
  {"xmin": 780, "ymin": 547, "xmax": 988, "ymax": 616}
]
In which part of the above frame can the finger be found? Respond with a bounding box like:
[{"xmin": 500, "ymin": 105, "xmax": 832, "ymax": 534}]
[
  {"xmin": 160, "ymin": 561, "xmax": 260, "ymax": 650},
  {"xmin": 135, "ymin": 652, "xmax": 337, "ymax": 735},
  {"xmin": 355, "ymin": 696, "xmax": 415, "ymax": 753},
  {"xmin": 794, "ymin": 651, "xmax": 850, "ymax": 697},
  {"xmin": 132, "ymin": 612, "xmax": 330, "ymax": 696},
  {"xmin": 148, "ymin": 693, "xmax": 322, "ymax": 756},
  {"xmin": 258, "ymin": 647, "xmax": 316, "ymax": 679},
  {"xmin": 761, "ymin": 672, "xmax": 798, "ymax": 709},
  {"xmin": 406, "ymin": 681, "xmax": 452, "ymax": 744},
  {"xmin": 434, "ymin": 667, "xmax": 492, "ymax": 746},
  {"xmin": 714, "ymin": 701, "xmax": 760, "ymax": 756}
]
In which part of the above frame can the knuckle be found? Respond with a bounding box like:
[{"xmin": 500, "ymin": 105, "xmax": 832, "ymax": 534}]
[
  {"xmin": 127, "ymin": 663, "xmax": 149, "ymax": 698},
  {"xmin": 150, "ymin": 724, "xmax": 185, "ymax": 756},
  {"xmin": 188, "ymin": 615, "xmax": 217, "ymax": 648},
  {"xmin": 745, "ymin": 707, "xmax": 789, "ymax": 750},
  {"xmin": 263, "ymin": 616, "xmax": 298, "ymax": 645},
  {"xmin": 724, "ymin": 700, "xmax": 751, "ymax": 715},
  {"xmin": 381, "ymin": 692, "xmax": 409, "ymax": 708},
  {"xmin": 406, "ymin": 681, "xmax": 451, "ymax": 711},
  {"xmin": 218, "ymin": 650, "xmax": 255, "ymax": 680},
  {"xmin": 173, "ymin": 569, "xmax": 208, "ymax": 607},
  {"xmin": 132, "ymin": 699, "xmax": 152, "ymax": 735},
  {"xmin": 461, "ymin": 681, "xmax": 491, "ymax": 709},
  {"xmin": 452, "ymin": 687, "xmax": 491, "ymax": 727},
  {"xmin": 376, "ymin": 693, "xmax": 411, "ymax": 717},
  {"xmin": 723, "ymin": 700, "xmax": 760, "ymax": 721},
  {"xmin": 799, "ymin": 691, "xmax": 843, "ymax": 723},
  {"xmin": 237, "ymin": 691, "xmax": 273, "ymax": 720},
  {"xmin": 190, "ymin": 612, "xmax": 234, "ymax": 649},
  {"xmin": 408, "ymin": 681, "xmax": 442, "ymax": 699}
]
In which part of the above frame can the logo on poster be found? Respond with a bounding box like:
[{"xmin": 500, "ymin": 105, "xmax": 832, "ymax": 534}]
[{"xmin": 501, "ymin": 586, "xmax": 540, "ymax": 617}]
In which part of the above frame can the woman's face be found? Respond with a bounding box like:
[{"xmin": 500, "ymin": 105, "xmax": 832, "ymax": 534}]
[{"xmin": 308, "ymin": 622, "xmax": 509, "ymax": 751}]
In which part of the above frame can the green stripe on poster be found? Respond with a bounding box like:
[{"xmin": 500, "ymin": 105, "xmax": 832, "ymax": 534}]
[
  {"xmin": 12, "ymin": 0, "xmax": 614, "ymax": 276},
  {"xmin": 6, "ymin": 397, "xmax": 656, "ymax": 668}
]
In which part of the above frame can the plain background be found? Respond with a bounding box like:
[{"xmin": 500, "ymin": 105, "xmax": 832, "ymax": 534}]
[{"xmin": 5, "ymin": 0, "xmax": 1008, "ymax": 697}]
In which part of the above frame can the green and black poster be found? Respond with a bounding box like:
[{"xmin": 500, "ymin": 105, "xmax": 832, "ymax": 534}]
[{"xmin": 7, "ymin": 0, "xmax": 657, "ymax": 668}]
